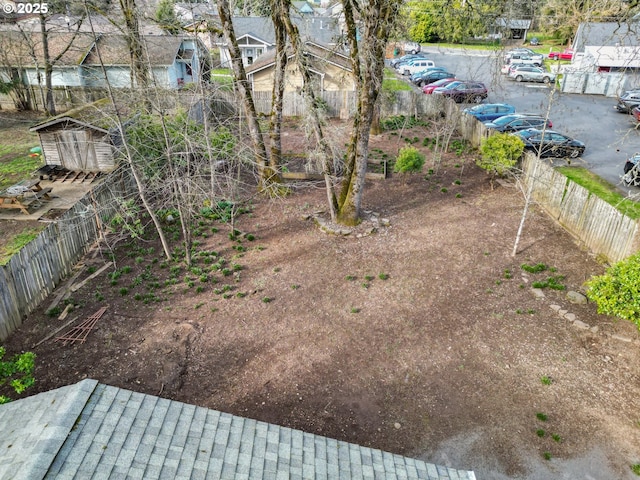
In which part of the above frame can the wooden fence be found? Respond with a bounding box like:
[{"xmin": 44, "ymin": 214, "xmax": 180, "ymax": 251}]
[
  {"xmin": 520, "ymin": 155, "xmax": 639, "ymax": 262},
  {"xmin": 0, "ymin": 166, "xmax": 136, "ymax": 341},
  {"xmin": 210, "ymin": 89, "xmax": 447, "ymax": 120}
]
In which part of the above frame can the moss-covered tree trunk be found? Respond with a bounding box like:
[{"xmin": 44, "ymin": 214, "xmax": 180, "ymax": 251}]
[
  {"xmin": 269, "ymin": 4, "xmax": 287, "ymax": 172},
  {"xmin": 337, "ymin": 0, "xmax": 399, "ymax": 225}
]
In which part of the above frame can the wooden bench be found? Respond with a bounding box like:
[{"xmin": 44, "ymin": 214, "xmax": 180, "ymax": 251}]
[
  {"xmin": 26, "ymin": 187, "xmax": 53, "ymax": 207},
  {"xmin": 0, "ymin": 194, "xmax": 30, "ymax": 215}
]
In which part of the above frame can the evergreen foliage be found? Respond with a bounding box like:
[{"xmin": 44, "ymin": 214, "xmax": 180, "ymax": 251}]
[
  {"xmin": 586, "ymin": 252, "xmax": 640, "ymax": 329},
  {"xmin": 478, "ymin": 133, "xmax": 524, "ymax": 176}
]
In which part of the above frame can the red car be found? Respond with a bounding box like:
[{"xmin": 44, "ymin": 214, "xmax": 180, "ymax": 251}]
[
  {"xmin": 548, "ymin": 49, "xmax": 574, "ymax": 60},
  {"xmin": 422, "ymin": 77, "xmax": 456, "ymax": 94}
]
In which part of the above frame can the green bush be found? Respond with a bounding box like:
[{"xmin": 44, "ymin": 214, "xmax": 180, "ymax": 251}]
[
  {"xmin": 393, "ymin": 146, "xmax": 425, "ymax": 174},
  {"xmin": 586, "ymin": 252, "xmax": 640, "ymax": 329},
  {"xmin": 0, "ymin": 347, "xmax": 35, "ymax": 403},
  {"xmin": 478, "ymin": 133, "xmax": 524, "ymax": 176}
]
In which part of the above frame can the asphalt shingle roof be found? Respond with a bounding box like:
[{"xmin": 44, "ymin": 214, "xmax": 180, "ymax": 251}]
[
  {"xmin": 231, "ymin": 16, "xmax": 340, "ymax": 46},
  {"xmin": 573, "ymin": 21, "xmax": 640, "ymax": 52},
  {"xmin": 0, "ymin": 380, "xmax": 476, "ymax": 479}
]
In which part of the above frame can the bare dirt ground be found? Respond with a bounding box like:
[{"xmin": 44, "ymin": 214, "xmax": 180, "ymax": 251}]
[{"xmin": 2, "ymin": 119, "xmax": 640, "ymax": 479}]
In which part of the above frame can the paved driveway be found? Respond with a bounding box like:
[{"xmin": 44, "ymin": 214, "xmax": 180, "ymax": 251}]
[{"xmin": 418, "ymin": 46, "xmax": 640, "ymax": 195}]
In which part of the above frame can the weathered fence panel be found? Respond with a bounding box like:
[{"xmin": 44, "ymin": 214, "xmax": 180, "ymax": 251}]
[
  {"xmin": 521, "ymin": 155, "xmax": 638, "ymax": 262},
  {"xmin": 0, "ymin": 166, "xmax": 136, "ymax": 341}
]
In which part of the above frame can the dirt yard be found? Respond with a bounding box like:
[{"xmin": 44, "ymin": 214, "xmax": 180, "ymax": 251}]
[{"xmin": 2, "ymin": 120, "xmax": 640, "ymax": 479}]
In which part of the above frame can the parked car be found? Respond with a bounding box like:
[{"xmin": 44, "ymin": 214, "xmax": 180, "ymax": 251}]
[
  {"xmin": 391, "ymin": 55, "xmax": 429, "ymax": 71},
  {"xmin": 513, "ymin": 128, "xmax": 586, "ymax": 158},
  {"xmin": 422, "ymin": 78, "xmax": 457, "ymax": 94},
  {"xmin": 397, "ymin": 59, "xmax": 436, "ymax": 76},
  {"xmin": 408, "ymin": 66, "xmax": 446, "ymax": 82},
  {"xmin": 390, "ymin": 53, "xmax": 428, "ymax": 68},
  {"xmin": 505, "ymin": 48, "xmax": 544, "ymax": 64},
  {"xmin": 462, "ymin": 103, "xmax": 516, "ymax": 122},
  {"xmin": 432, "ymin": 81, "xmax": 488, "ymax": 103},
  {"xmin": 632, "ymin": 106, "xmax": 640, "ymax": 123},
  {"xmin": 506, "ymin": 55, "xmax": 542, "ymax": 67},
  {"xmin": 614, "ymin": 90, "xmax": 640, "ymax": 113},
  {"xmin": 484, "ymin": 114, "xmax": 552, "ymax": 132},
  {"xmin": 402, "ymin": 41, "xmax": 422, "ymax": 54},
  {"xmin": 622, "ymin": 153, "xmax": 640, "ymax": 186},
  {"xmin": 501, "ymin": 62, "xmax": 524, "ymax": 74},
  {"xmin": 548, "ymin": 48, "xmax": 574, "ymax": 60},
  {"xmin": 411, "ymin": 69, "xmax": 455, "ymax": 86},
  {"xmin": 508, "ymin": 66, "xmax": 556, "ymax": 84}
]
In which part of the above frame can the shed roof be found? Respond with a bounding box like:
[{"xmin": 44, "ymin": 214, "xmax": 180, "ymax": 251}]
[
  {"xmin": 495, "ymin": 18, "xmax": 532, "ymax": 29},
  {"xmin": 0, "ymin": 379, "xmax": 476, "ymax": 480},
  {"xmin": 29, "ymin": 98, "xmax": 117, "ymax": 133}
]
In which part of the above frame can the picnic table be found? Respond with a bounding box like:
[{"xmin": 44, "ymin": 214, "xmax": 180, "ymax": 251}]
[{"xmin": 0, "ymin": 178, "xmax": 52, "ymax": 215}]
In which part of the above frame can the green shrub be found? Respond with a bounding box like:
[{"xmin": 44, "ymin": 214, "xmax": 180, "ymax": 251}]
[
  {"xmin": 586, "ymin": 252, "xmax": 640, "ymax": 329},
  {"xmin": 393, "ymin": 146, "xmax": 425, "ymax": 174},
  {"xmin": 478, "ymin": 133, "xmax": 524, "ymax": 176},
  {"xmin": 0, "ymin": 347, "xmax": 36, "ymax": 403}
]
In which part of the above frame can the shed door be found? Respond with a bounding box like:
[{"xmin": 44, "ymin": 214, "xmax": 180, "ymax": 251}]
[{"xmin": 55, "ymin": 131, "xmax": 98, "ymax": 172}]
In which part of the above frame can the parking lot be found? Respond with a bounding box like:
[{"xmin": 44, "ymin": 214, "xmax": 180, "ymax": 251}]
[{"xmin": 411, "ymin": 46, "xmax": 640, "ymax": 195}]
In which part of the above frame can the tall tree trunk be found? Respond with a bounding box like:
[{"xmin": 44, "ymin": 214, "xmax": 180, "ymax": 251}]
[
  {"xmin": 337, "ymin": 0, "xmax": 399, "ymax": 225},
  {"xmin": 269, "ymin": 4, "xmax": 287, "ymax": 172},
  {"xmin": 39, "ymin": 15, "xmax": 55, "ymax": 115},
  {"xmin": 274, "ymin": 0, "xmax": 339, "ymax": 219},
  {"xmin": 216, "ymin": 0, "xmax": 282, "ymax": 193},
  {"xmin": 119, "ymin": 0, "xmax": 149, "ymax": 91}
]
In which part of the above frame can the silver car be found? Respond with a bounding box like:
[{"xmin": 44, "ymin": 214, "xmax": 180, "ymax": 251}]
[{"xmin": 508, "ymin": 66, "xmax": 556, "ymax": 84}]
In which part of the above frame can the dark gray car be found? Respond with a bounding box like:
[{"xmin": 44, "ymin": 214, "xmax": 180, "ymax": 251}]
[{"xmin": 484, "ymin": 114, "xmax": 552, "ymax": 132}]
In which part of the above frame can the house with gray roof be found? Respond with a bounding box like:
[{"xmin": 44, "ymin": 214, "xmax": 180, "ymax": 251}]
[
  {"xmin": 246, "ymin": 41, "xmax": 354, "ymax": 94},
  {"xmin": 218, "ymin": 16, "xmax": 341, "ymax": 67},
  {"xmin": 571, "ymin": 21, "xmax": 640, "ymax": 72},
  {"xmin": 0, "ymin": 32, "xmax": 211, "ymax": 92},
  {"xmin": 0, "ymin": 379, "xmax": 476, "ymax": 479}
]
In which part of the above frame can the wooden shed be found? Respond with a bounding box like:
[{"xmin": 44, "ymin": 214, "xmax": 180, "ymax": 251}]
[{"xmin": 29, "ymin": 99, "xmax": 117, "ymax": 173}]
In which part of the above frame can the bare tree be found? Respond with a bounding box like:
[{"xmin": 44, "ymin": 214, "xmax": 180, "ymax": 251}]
[
  {"xmin": 271, "ymin": 0, "xmax": 340, "ymax": 219},
  {"xmin": 216, "ymin": 0, "xmax": 282, "ymax": 193}
]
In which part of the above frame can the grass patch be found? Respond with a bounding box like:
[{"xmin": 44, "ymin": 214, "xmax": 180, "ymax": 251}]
[
  {"xmin": 557, "ymin": 167, "xmax": 640, "ymax": 219},
  {"xmin": 0, "ymin": 227, "xmax": 44, "ymax": 265},
  {"xmin": 0, "ymin": 154, "xmax": 43, "ymax": 189}
]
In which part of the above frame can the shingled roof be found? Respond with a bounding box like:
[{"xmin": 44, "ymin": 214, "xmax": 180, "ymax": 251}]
[
  {"xmin": 246, "ymin": 41, "xmax": 351, "ymax": 75},
  {"xmin": 0, "ymin": 380, "xmax": 476, "ymax": 480},
  {"xmin": 82, "ymin": 35, "xmax": 183, "ymax": 67},
  {"xmin": 0, "ymin": 31, "xmax": 97, "ymax": 66}
]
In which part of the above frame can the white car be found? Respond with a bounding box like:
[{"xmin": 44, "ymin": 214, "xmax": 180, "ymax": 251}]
[
  {"xmin": 508, "ymin": 66, "xmax": 556, "ymax": 83},
  {"xmin": 402, "ymin": 41, "xmax": 421, "ymax": 54},
  {"xmin": 505, "ymin": 48, "xmax": 544, "ymax": 65},
  {"xmin": 397, "ymin": 59, "xmax": 436, "ymax": 76}
]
